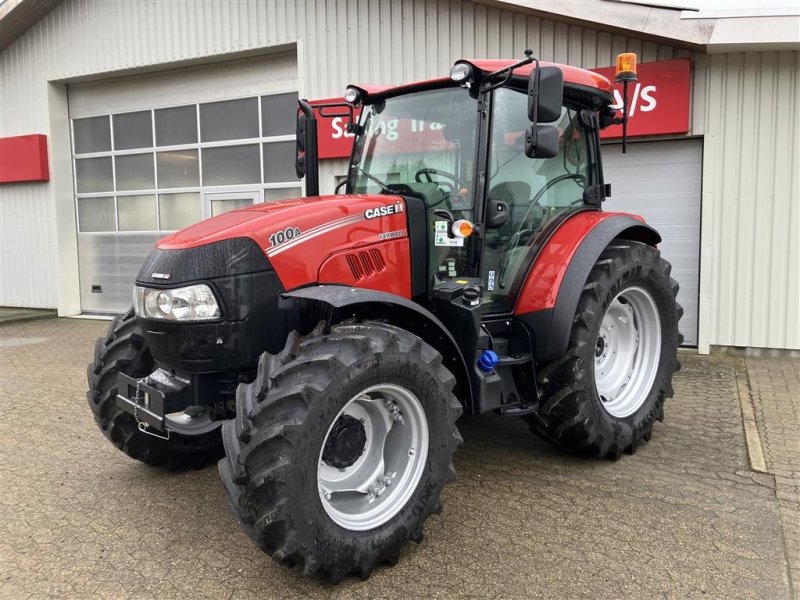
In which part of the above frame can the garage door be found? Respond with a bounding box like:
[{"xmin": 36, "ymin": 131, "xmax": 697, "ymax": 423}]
[
  {"xmin": 602, "ymin": 139, "xmax": 702, "ymax": 346},
  {"xmin": 69, "ymin": 53, "xmax": 300, "ymax": 314}
]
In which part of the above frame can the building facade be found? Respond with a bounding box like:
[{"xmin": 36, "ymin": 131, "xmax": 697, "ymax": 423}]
[{"xmin": 0, "ymin": 0, "xmax": 798, "ymax": 352}]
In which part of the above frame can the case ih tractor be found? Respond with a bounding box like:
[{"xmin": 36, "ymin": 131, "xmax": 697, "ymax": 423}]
[{"xmin": 87, "ymin": 51, "xmax": 681, "ymax": 581}]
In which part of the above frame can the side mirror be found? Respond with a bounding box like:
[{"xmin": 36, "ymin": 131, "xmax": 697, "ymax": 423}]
[
  {"xmin": 295, "ymin": 113, "xmax": 308, "ymax": 178},
  {"xmin": 525, "ymin": 124, "xmax": 559, "ymax": 159},
  {"xmin": 485, "ymin": 200, "xmax": 510, "ymax": 228},
  {"xmin": 527, "ymin": 66, "xmax": 563, "ymax": 123}
]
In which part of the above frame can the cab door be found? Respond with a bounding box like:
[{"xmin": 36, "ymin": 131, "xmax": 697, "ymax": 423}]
[{"xmin": 480, "ymin": 88, "xmax": 595, "ymax": 313}]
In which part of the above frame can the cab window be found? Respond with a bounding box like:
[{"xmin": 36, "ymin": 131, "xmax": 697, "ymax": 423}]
[{"xmin": 481, "ymin": 87, "xmax": 592, "ymax": 312}]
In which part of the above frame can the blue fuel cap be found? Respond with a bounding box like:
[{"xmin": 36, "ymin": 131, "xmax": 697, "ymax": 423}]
[{"xmin": 477, "ymin": 349, "xmax": 499, "ymax": 373}]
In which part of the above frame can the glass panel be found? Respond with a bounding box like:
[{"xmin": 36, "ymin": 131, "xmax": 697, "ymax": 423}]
[
  {"xmin": 115, "ymin": 153, "xmax": 154, "ymax": 191},
  {"xmin": 202, "ymin": 145, "xmax": 260, "ymax": 186},
  {"xmin": 75, "ymin": 157, "xmax": 113, "ymax": 193},
  {"xmin": 200, "ymin": 98, "xmax": 259, "ymax": 142},
  {"xmin": 157, "ymin": 150, "xmax": 199, "ymax": 188},
  {"xmin": 117, "ymin": 195, "xmax": 157, "ymax": 231},
  {"xmin": 261, "ymin": 92, "xmax": 298, "ymax": 137},
  {"xmin": 113, "ymin": 111, "xmax": 153, "ymax": 150},
  {"xmin": 351, "ymin": 87, "xmax": 479, "ymax": 284},
  {"xmin": 480, "ymin": 87, "xmax": 589, "ymax": 312},
  {"xmin": 265, "ymin": 187, "xmax": 301, "ymax": 202},
  {"xmin": 159, "ymin": 193, "xmax": 202, "ymax": 230},
  {"xmin": 262, "ymin": 141, "xmax": 299, "ymax": 183},
  {"xmin": 210, "ymin": 198, "xmax": 253, "ymax": 217},
  {"xmin": 77, "ymin": 196, "xmax": 115, "ymax": 232},
  {"xmin": 155, "ymin": 105, "xmax": 197, "ymax": 146},
  {"xmin": 73, "ymin": 116, "xmax": 111, "ymax": 154}
]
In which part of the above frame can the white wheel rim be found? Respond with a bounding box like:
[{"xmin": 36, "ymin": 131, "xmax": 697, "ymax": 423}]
[
  {"xmin": 317, "ymin": 384, "xmax": 429, "ymax": 531},
  {"xmin": 594, "ymin": 286, "xmax": 661, "ymax": 418}
]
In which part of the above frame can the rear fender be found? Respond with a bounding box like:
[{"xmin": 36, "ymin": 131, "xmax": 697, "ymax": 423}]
[
  {"xmin": 514, "ymin": 212, "xmax": 661, "ymax": 362},
  {"xmin": 282, "ymin": 285, "xmax": 474, "ymax": 413}
]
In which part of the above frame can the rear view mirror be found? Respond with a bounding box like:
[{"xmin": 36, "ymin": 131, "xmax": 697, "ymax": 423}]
[
  {"xmin": 525, "ymin": 124, "xmax": 559, "ymax": 159},
  {"xmin": 295, "ymin": 112, "xmax": 308, "ymax": 178},
  {"xmin": 527, "ymin": 66, "xmax": 563, "ymax": 123}
]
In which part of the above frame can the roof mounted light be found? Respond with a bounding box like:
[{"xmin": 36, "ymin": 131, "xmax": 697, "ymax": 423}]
[
  {"xmin": 449, "ymin": 63, "xmax": 473, "ymax": 83},
  {"xmin": 615, "ymin": 53, "xmax": 638, "ymax": 83},
  {"xmin": 343, "ymin": 86, "xmax": 362, "ymax": 105}
]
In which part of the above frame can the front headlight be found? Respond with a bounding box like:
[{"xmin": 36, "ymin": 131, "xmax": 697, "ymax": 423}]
[{"xmin": 133, "ymin": 284, "xmax": 221, "ymax": 321}]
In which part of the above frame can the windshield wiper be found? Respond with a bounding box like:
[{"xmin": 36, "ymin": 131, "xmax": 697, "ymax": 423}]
[{"xmin": 358, "ymin": 168, "xmax": 395, "ymax": 194}]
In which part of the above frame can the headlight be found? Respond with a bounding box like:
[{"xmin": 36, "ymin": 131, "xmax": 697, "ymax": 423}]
[{"xmin": 133, "ymin": 284, "xmax": 221, "ymax": 321}]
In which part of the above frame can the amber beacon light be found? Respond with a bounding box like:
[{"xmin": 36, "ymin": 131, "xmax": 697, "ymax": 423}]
[
  {"xmin": 614, "ymin": 52, "xmax": 638, "ymax": 153},
  {"xmin": 615, "ymin": 53, "xmax": 638, "ymax": 83}
]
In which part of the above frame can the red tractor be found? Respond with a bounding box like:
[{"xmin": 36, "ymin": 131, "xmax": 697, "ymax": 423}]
[{"xmin": 87, "ymin": 51, "xmax": 681, "ymax": 581}]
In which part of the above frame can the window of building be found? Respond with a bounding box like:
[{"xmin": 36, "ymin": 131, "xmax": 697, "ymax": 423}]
[{"xmin": 71, "ymin": 92, "xmax": 301, "ymax": 233}]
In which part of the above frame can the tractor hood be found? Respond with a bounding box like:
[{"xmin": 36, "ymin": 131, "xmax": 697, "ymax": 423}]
[{"xmin": 154, "ymin": 194, "xmax": 412, "ymax": 293}]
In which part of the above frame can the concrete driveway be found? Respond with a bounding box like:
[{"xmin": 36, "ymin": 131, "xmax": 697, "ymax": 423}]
[{"xmin": 0, "ymin": 317, "xmax": 796, "ymax": 599}]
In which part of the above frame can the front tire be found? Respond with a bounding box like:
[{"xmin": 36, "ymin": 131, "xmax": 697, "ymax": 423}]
[
  {"xmin": 86, "ymin": 308, "xmax": 224, "ymax": 469},
  {"xmin": 525, "ymin": 240, "xmax": 682, "ymax": 459},
  {"xmin": 219, "ymin": 322, "xmax": 462, "ymax": 581}
]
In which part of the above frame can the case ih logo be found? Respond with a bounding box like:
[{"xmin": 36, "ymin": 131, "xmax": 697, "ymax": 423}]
[
  {"xmin": 364, "ymin": 202, "xmax": 404, "ymax": 220},
  {"xmin": 312, "ymin": 58, "xmax": 691, "ymax": 159}
]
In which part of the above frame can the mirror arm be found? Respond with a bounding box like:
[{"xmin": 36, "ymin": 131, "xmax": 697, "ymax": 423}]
[{"xmin": 480, "ymin": 49, "xmax": 536, "ymax": 93}]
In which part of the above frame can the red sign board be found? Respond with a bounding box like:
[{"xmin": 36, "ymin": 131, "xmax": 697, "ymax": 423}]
[
  {"xmin": 594, "ymin": 58, "xmax": 691, "ymax": 139},
  {"xmin": 0, "ymin": 134, "xmax": 50, "ymax": 183},
  {"xmin": 313, "ymin": 58, "xmax": 691, "ymax": 159},
  {"xmin": 311, "ymin": 98, "xmax": 362, "ymax": 160}
]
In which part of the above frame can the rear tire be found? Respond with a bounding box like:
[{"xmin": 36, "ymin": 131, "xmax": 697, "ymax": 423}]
[
  {"xmin": 525, "ymin": 240, "xmax": 682, "ymax": 459},
  {"xmin": 86, "ymin": 308, "xmax": 223, "ymax": 469},
  {"xmin": 219, "ymin": 322, "xmax": 462, "ymax": 581}
]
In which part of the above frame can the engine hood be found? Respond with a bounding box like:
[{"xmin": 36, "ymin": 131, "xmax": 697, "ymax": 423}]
[{"xmin": 156, "ymin": 194, "xmax": 412, "ymax": 293}]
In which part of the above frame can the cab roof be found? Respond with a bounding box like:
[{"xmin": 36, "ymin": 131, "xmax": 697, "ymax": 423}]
[{"xmin": 349, "ymin": 59, "xmax": 615, "ymax": 109}]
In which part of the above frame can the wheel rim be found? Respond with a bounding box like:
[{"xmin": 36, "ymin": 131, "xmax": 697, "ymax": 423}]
[
  {"xmin": 594, "ymin": 286, "xmax": 661, "ymax": 418},
  {"xmin": 317, "ymin": 384, "xmax": 429, "ymax": 531}
]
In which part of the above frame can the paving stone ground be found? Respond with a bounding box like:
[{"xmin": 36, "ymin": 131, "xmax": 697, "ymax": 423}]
[
  {"xmin": 0, "ymin": 317, "xmax": 796, "ymax": 599},
  {"xmin": 746, "ymin": 355, "xmax": 800, "ymax": 598}
]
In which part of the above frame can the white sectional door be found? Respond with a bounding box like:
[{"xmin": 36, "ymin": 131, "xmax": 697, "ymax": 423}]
[{"xmin": 603, "ymin": 139, "xmax": 702, "ymax": 346}]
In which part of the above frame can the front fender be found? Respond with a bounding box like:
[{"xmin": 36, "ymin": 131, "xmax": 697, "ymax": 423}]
[{"xmin": 282, "ymin": 285, "xmax": 475, "ymax": 413}]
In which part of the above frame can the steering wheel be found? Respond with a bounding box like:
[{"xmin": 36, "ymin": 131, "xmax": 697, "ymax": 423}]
[
  {"xmin": 497, "ymin": 173, "xmax": 587, "ymax": 287},
  {"xmin": 510, "ymin": 174, "xmax": 587, "ymax": 245},
  {"xmin": 414, "ymin": 168, "xmax": 458, "ymax": 193}
]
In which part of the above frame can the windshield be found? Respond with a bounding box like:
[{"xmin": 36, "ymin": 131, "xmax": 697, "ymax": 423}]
[{"xmin": 349, "ymin": 87, "xmax": 478, "ymax": 211}]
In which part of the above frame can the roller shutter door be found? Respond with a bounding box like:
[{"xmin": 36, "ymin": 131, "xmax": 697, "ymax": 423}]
[{"xmin": 603, "ymin": 139, "xmax": 702, "ymax": 346}]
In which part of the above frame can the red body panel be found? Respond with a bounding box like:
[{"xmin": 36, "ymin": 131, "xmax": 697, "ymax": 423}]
[
  {"xmin": 318, "ymin": 238, "xmax": 412, "ymax": 297},
  {"xmin": 513, "ymin": 211, "xmax": 644, "ymax": 315},
  {"xmin": 157, "ymin": 195, "xmax": 410, "ymax": 294}
]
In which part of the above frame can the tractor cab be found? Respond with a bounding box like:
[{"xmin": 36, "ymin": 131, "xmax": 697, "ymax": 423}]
[{"xmin": 301, "ymin": 53, "xmax": 617, "ymax": 315}]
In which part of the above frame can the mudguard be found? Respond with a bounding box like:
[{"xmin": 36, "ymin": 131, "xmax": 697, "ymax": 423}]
[
  {"xmin": 514, "ymin": 212, "xmax": 661, "ymax": 362},
  {"xmin": 282, "ymin": 285, "xmax": 475, "ymax": 413}
]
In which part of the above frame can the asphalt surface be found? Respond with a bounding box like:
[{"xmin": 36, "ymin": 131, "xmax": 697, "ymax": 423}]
[{"xmin": 0, "ymin": 317, "xmax": 796, "ymax": 599}]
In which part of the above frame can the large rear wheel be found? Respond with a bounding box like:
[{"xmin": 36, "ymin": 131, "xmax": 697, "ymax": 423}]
[
  {"xmin": 219, "ymin": 322, "xmax": 462, "ymax": 581},
  {"xmin": 525, "ymin": 240, "xmax": 682, "ymax": 458}
]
